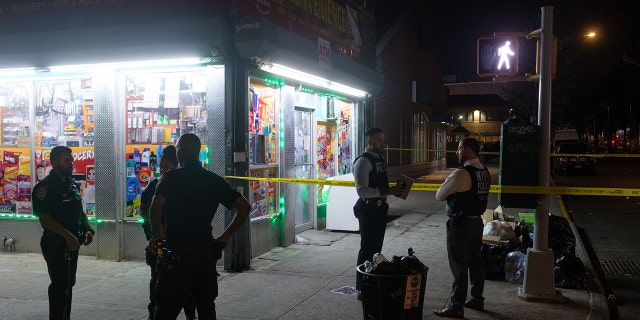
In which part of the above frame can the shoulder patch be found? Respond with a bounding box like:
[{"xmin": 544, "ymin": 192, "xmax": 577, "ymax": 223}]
[{"xmin": 35, "ymin": 186, "xmax": 48, "ymax": 200}]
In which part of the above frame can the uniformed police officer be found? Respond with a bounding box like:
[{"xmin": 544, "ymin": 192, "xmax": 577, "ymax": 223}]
[
  {"xmin": 139, "ymin": 145, "xmax": 196, "ymax": 320},
  {"xmin": 148, "ymin": 134, "xmax": 250, "ymax": 320},
  {"xmin": 434, "ymin": 137, "xmax": 491, "ymax": 318},
  {"xmin": 352, "ymin": 127, "xmax": 402, "ymax": 300},
  {"xmin": 32, "ymin": 146, "xmax": 95, "ymax": 320}
]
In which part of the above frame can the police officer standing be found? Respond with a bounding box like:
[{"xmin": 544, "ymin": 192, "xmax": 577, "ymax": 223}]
[
  {"xmin": 352, "ymin": 127, "xmax": 402, "ymax": 299},
  {"xmin": 148, "ymin": 133, "xmax": 250, "ymax": 320},
  {"xmin": 434, "ymin": 137, "xmax": 491, "ymax": 318},
  {"xmin": 32, "ymin": 146, "xmax": 95, "ymax": 320},
  {"xmin": 140, "ymin": 145, "xmax": 196, "ymax": 320}
]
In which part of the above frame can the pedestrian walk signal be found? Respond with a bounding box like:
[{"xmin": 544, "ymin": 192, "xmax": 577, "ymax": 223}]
[{"xmin": 477, "ymin": 36, "xmax": 519, "ymax": 77}]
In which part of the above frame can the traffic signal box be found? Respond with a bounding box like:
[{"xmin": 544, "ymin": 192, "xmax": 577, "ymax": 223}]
[
  {"xmin": 499, "ymin": 117, "xmax": 539, "ymax": 208},
  {"xmin": 477, "ymin": 36, "xmax": 519, "ymax": 77}
]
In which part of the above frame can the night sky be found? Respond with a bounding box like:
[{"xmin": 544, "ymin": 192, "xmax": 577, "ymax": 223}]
[{"xmin": 421, "ymin": 0, "xmax": 638, "ymax": 83}]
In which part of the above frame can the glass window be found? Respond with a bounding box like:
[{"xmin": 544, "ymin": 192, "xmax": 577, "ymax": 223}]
[
  {"xmin": 412, "ymin": 113, "xmax": 428, "ymax": 162},
  {"xmin": 0, "ymin": 77, "xmax": 95, "ymax": 217},
  {"xmin": 123, "ymin": 70, "xmax": 208, "ymax": 220}
]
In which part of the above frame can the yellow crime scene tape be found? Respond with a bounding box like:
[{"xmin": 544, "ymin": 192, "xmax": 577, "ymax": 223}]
[
  {"xmin": 226, "ymin": 176, "xmax": 640, "ymax": 197},
  {"xmin": 385, "ymin": 147, "xmax": 640, "ymax": 158}
]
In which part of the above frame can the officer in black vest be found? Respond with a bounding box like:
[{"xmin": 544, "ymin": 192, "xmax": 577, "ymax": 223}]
[
  {"xmin": 352, "ymin": 127, "xmax": 402, "ymax": 299},
  {"xmin": 434, "ymin": 137, "xmax": 491, "ymax": 318}
]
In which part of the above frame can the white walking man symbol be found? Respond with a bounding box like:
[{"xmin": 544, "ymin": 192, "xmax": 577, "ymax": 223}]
[{"xmin": 497, "ymin": 41, "xmax": 514, "ymax": 70}]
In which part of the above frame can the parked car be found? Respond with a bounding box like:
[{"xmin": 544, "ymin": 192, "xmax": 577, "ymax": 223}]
[{"xmin": 553, "ymin": 143, "xmax": 596, "ymax": 175}]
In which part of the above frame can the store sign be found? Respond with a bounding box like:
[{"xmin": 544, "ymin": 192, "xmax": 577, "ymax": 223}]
[
  {"xmin": 71, "ymin": 147, "xmax": 95, "ymax": 175},
  {"xmin": 238, "ymin": 0, "xmax": 367, "ymax": 59},
  {"xmin": 0, "ymin": 1, "xmax": 230, "ymax": 34},
  {"xmin": 318, "ymin": 37, "xmax": 331, "ymax": 69}
]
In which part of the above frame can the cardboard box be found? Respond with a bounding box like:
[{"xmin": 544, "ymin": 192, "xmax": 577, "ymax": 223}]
[
  {"xmin": 395, "ymin": 174, "xmax": 414, "ymax": 200},
  {"xmin": 519, "ymin": 212, "xmax": 535, "ymax": 225}
]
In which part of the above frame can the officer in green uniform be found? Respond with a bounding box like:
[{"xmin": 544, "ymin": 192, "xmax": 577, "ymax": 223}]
[{"xmin": 32, "ymin": 146, "xmax": 95, "ymax": 320}]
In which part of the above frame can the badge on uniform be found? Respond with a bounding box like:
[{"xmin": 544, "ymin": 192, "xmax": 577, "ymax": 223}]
[
  {"xmin": 376, "ymin": 199, "xmax": 383, "ymax": 207},
  {"xmin": 35, "ymin": 186, "xmax": 47, "ymax": 200}
]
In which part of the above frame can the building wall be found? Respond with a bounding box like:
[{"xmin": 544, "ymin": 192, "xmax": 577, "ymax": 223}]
[{"xmin": 375, "ymin": 2, "xmax": 446, "ymax": 167}]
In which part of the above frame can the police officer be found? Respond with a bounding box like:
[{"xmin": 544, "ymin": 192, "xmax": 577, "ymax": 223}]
[
  {"xmin": 434, "ymin": 137, "xmax": 491, "ymax": 318},
  {"xmin": 140, "ymin": 145, "xmax": 196, "ymax": 320},
  {"xmin": 32, "ymin": 146, "xmax": 95, "ymax": 320},
  {"xmin": 352, "ymin": 127, "xmax": 402, "ymax": 299},
  {"xmin": 148, "ymin": 134, "xmax": 250, "ymax": 320}
]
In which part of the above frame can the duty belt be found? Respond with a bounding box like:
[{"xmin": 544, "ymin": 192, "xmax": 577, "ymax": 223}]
[{"xmin": 363, "ymin": 198, "xmax": 387, "ymax": 207}]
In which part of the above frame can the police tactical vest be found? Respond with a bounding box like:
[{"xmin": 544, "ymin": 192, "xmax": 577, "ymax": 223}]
[
  {"xmin": 354, "ymin": 152, "xmax": 390, "ymax": 196},
  {"xmin": 445, "ymin": 165, "xmax": 491, "ymax": 217}
]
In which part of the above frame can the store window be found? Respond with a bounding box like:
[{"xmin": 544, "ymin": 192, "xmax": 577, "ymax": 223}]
[
  {"xmin": 123, "ymin": 70, "xmax": 208, "ymax": 220},
  {"xmin": 0, "ymin": 77, "xmax": 95, "ymax": 216},
  {"xmin": 315, "ymin": 95, "xmax": 354, "ymax": 205},
  {"xmin": 248, "ymin": 78, "xmax": 279, "ymax": 220}
]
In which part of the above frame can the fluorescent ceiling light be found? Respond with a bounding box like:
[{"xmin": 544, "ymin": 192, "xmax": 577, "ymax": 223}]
[
  {"xmin": 48, "ymin": 58, "xmax": 202, "ymax": 73},
  {"xmin": 264, "ymin": 63, "xmax": 367, "ymax": 98},
  {"xmin": 0, "ymin": 68, "xmax": 36, "ymax": 77}
]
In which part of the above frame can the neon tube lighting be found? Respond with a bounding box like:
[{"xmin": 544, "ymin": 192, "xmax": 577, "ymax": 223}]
[
  {"xmin": 0, "ymin": 68, "xmax": 36, "ymax": 76},
  {"xmin": 47, "ymin": 58, "xmax": 203, "ymax": 73},
  {"xmin": 264, "ymin": 63, "xmax": 367, "ymax": 98}
]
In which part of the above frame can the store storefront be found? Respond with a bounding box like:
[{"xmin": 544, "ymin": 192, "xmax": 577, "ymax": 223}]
[
  {"xmin": 1, "ymin": 0, "xmax": 381, "ymax": 267},
  {"xmin": 243, "ymin": 64, "xmax": 366, "ymax": 254},
  {"xmin": 0, "ymin": 60, "xmax": 227, "ymax": 261}
]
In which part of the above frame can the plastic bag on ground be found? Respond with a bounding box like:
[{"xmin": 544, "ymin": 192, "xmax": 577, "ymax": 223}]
[
  {"xmin": 483, "ymin": 220, "xmax": 517, "ymax": 240},
  {"xmin": 504, "ymin": 251, "xmax": 526, "ymax": 283}
]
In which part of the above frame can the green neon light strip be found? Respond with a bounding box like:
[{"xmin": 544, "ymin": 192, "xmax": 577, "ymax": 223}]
[{"xmin": 0, "ymin": 214, "xmax": 145, "ymax": 224}]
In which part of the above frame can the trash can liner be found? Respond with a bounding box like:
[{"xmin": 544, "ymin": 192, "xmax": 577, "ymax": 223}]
[{"xmin": 358, "ymin": 248, "xmax": 429, "ymax": 320}]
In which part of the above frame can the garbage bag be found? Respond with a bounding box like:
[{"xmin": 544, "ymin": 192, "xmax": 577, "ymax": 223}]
[
  {"xmin": 482, "ymin": 243, "xmax": 507, "ymax": 279},
  {"xmin": 548, "ymin": 214, "xmax": 576, "ymax": 259},
  {"xmin": 554, "ymin": 255, "xmax": 589, "ymax": 289},
  {"xmin": 504, "ymin": 251, "xmax": 526, "ymax": 283},
  {"xmin": 368, "ymin": 247, "xmax": 427, "ymax": 275},
  {"xmin": 483, "ymin": 220, "xmax": 517, "ymax": 240}
]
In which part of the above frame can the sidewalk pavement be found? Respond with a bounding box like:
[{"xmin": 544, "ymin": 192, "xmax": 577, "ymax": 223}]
[{"xmin": 0, "ymin": 165, "xmax": 608, "ymax": 320}]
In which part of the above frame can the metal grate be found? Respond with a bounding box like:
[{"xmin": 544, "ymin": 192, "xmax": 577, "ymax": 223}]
[
  {"xmin": 600, "ymin": 260, "xmax": 640, "ymax": 276},
  {"xmin": 331, "ymin": 286, "xmax": 358, "ymax": 296}
]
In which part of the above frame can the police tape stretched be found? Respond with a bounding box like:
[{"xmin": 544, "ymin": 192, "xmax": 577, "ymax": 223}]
[{"xmin": 225, "ymin": 176, "xmax": 640, "ymax": 197}]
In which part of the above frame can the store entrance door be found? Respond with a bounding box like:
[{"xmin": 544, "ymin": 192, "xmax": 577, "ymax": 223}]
[{"xmin": 294, "ymin": 110, "xmax": 315, "ymax": 233}]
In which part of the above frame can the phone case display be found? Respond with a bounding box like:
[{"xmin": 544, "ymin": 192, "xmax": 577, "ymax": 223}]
[
  {"xmin": 34, "ymin": 79, "xmax": 93, "ymax": 148},
  {"xmin": 125, "ymin": 72, "xmax": 207, "ymax": 145},
  {"xmin": 248, "ymin": 81, "xmax": 278, "ymax": 165},
  {"xmin": 249, "ymin": 167, "xmax": 277, "ymax": 219}
]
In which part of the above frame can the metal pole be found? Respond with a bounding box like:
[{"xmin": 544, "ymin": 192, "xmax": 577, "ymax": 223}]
[{"xmin": 535, "ymin": 6, "xmax": 553, "ymax": 251}]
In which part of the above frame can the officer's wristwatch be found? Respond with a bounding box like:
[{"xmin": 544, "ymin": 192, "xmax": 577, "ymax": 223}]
[{"xmin": 87, "ymin": 228, "xmax": 96, "ymax": 236}]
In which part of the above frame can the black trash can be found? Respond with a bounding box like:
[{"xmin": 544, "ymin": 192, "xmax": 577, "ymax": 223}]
[{"xmin": 357, "ymin": 264, "xmax": 428, "ymax": 320}]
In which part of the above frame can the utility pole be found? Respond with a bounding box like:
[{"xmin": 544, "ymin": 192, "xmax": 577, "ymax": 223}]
[{"xmin": 519, "ymin": 6, "xmax": 563, "ymax": 301}]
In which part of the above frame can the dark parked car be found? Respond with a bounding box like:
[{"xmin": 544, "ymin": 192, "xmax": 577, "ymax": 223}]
[{"xmin": 553, "ymin": 143, "xmax": 596, "ymax": 175}]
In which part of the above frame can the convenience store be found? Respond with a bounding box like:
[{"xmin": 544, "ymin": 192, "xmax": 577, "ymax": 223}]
[{"xmin": 0, "ymin": 0, "xmax": 380, "ymax": 268}]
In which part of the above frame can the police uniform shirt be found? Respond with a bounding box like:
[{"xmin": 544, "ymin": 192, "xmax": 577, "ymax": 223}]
[
  {"xmin": 155, "ymin": 159, "xmax": 242, "ymax": 250},
  {"xmin": 353, "ymin": 150, "xmax": 386, "ymax": 199},
  {"xmin": 435, "ymin": 158, "xmax": 485, "ymax": 201},
  {"xmin": 32, "ymin": 173, "xmax": 85, "ymax": 235}
]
